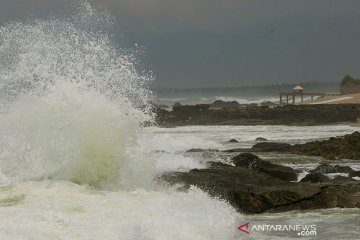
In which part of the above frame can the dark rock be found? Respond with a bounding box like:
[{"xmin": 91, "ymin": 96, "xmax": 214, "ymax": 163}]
[
  {"xmin": 186, "ymin": 148, "xmax": 205, "ymax": 153},
  {"xmin": 210, "ymin": 100, "xmax": 240, "ymax": 109},
  {"xmin": 334, "ymin": 165, "xmax": 354, "ymax": 173},
  {"xmin": 228, "ymin": 139, "xmax": 239, "ymax": 143},
  {"xmin": 232, "ymin": 153, "xmax": 298, "ymax": 181},
  {"xmin": 300, "ymin": 172, "xmax": 330, "ymax": 183},
  {"xmin": 310, "ymin": 164, "xmax": 354, "ymax": 174},
  {"xmin": 223, "ymin": 148, "xmax": 249, "ymax": 153},
  {"xmin": 350, "ymin": 171, "xmax": 360, "ymax": 177},
  {"xmin": 155, "ymin": 104, "xmax": 360, "ymax": 127},
  {"xmin": 232, "ymin": 153, "xmax": 260, "ymax": 164},
  {"xmin": 251, "ymin": 142, "xmax": 292, "ymax": 152},
  {"xmin": 310, "ymin": 164, "xmax": 336, "ymax": 174},
  {"xmin": 332, "ymin": 176, "xmax": 355, "ymax": 182},
  {"xmin": 173, "ymin": 102, "xmax": 182, "ymax": 107},
  {"xmin": 290, "ymin": 132, "xmax": 360, "ymax": 160},
  {"xmin": 161, "ymin": 164, "xmax": 360, "ymax": 214},
  {"xmin": 255, "ymin": 137, "xmax": 268, "ymax": 142},
  {"xmin": 260, "ymin": 101, "xmax": 275, "ymax": 107},
  {"xmin": 207, "ymin": 161, "xmax": 232, "ymax": 168},
  {"xmin": 186, "ymin": 148, "xmax": 219, "ymax": 153}
]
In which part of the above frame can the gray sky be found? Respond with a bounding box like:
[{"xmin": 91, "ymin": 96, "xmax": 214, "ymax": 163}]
[{"xmin": 1, "ymin": 0, "xmax": 360, "ymax": 88}]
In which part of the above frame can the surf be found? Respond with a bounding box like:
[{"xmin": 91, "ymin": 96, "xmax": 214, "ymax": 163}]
[
  {"xmin": 0, "ymin": 2, "xmax": 154, "ymax": 189},
  {"xmin": 0, "ymin": 3, "xmax": 239, "ymax": 239}
]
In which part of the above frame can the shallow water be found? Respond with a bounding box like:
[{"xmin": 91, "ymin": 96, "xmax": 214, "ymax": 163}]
[{"xmin": 143, "ymin": 125, "xmax": 360, "ymax": 239}]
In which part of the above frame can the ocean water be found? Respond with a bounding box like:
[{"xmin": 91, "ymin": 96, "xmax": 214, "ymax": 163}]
[
  {"xmin": 0, "ymin": 2, "xmax": 359, "ymax": 240},
  {"xmin": 154, "ymin": 96, "xmax": 280, "ymax": 107},
  {"xmin": 143, "ymin": 125, "xmax": 360, "ymax": 239}
]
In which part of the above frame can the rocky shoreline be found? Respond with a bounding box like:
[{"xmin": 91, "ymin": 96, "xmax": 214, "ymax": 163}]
[
  {"xmin": 159, "ymin": 132, "xmax": 360, "ymax": 214},
  {"xmin": 251, "ymin": 131, "xmax": 360, "ymax": 160},
  {"xmin": 188, "ymin": 131, "xmax": 360, "ymax": 161},
  {"xmin": 155, "ymin": 104, "xmax": 360, "ymax": 126},
  {"xmin": 161, "ymin": 153, "xmax": 360, "ymax": 214}
]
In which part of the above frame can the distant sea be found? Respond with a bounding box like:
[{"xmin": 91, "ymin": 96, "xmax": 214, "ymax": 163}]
[{"xmin": 153, "ymin": 82, "xmax": 340, "ymax": 106}]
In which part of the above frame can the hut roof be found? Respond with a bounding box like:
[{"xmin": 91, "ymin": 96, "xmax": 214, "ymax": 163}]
[{"xmin": 292, "ymin": 85, "xmax": 304, "ymax": 91}]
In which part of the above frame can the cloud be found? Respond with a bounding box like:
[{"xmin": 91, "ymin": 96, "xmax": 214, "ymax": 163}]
[
  {"xmin": 86, "ymin": 0, "xmax": 256, "ymax": 32},
  {"xmin": 4, "ymin": 0, "xmax": 360, "ymax": 33},
  {"xmin": 1, "ymin": 0, "xmax": 360, "ymax": 88}
]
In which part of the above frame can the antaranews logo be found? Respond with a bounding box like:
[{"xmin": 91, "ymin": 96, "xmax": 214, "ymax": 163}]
[
  {"xmin": 238, "ymin": 222, "xmax": 250, "ymax": 235},
  {"xmin": 237, "ymin": 222, "xmax": 317, "ymax": 238}
]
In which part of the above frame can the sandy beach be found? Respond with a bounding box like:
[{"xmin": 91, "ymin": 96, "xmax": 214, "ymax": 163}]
[{"xmin": 305, "ymin": 93, "xmax": 360, "ymax": 105}]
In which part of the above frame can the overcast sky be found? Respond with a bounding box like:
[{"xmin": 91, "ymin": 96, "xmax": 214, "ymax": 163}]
[{"xmin": 1, "ymin": 0, "xmax": 360, "ymax": 88}]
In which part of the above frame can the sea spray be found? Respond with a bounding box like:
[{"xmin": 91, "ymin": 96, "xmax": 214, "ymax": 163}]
[
  {"xmin": 0, "ymin": 3, "xmax": 239, "ymax": 239},
  {"xmin": 0, "ymin": 2, "xmax": 154, "ymax": 189}
]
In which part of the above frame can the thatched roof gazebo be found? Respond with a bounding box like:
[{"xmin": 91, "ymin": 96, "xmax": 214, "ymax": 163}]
[{"xmin": 292, "ymin": 85, "xmax": 304, "ymax": 93}]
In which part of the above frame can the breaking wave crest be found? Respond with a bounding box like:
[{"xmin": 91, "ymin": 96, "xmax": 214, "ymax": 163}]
[{"xmin": 0, "ymin": 3, "xmax": 154, "ymax": 189}]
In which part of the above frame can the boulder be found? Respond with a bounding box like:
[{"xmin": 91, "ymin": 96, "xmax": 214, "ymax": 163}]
[
  {"xmin": 210, "ymin": 100, "xmax": 240, "ymax": 109},
  {"xmin": 350, "ymin": 171, "xmax": 360, "ymax": 177},
  {"xmin": 232, "ymin": 153, "xmax": 260, "ymax": 164},
  {"xmin": 222, "ymin": 148, "xmax": 248, "ymax": 153},
  {"xmin": 232, "ymin": 153, "xmax": 298, "ymax": 181},
  {"xmin": 251, "ymin": 142, "xmax": 292, "ymax": 152},
  {"xmin": 260, "ymin": 101, "xmax": 275, "ymax": 107},
  {"xmin": 310, "ymin": 164, "xmax": 353, "ymax": 174},
  {"xmin": 173, "ymin": 102, "xmax": 182, "ymax": 107},
  {"xmin": 228, "ymin": 139, "xmax": 239, "ymax": 143},
  {"xmin": 300, "ymin": 172, "xmax": 330, "ymax": 183},
  {"xmin": 334, "ymin": 165, "xmax": 354, "ymax": 173},
  {"xmin": 332, "ymin": 176, "xmax": 356, "ymax": 182}
]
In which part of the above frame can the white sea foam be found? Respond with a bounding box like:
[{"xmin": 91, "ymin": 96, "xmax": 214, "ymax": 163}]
[
  {"xmin": 145, "ymin": 125, "xmax": 360, "ymax": 151},
  {"xmin": 0, "ymin": 3, "xmax": 239, "ymax": 239},
  {"xmin": 0, "ymin": 2, "xmax": 155, "ymax": 189},
  {"xmin": 0, "ymin": 181, "xmax": 237, "ymax": 240}
]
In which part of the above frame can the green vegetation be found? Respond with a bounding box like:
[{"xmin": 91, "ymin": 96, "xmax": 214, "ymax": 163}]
[{"xmin": 341, "ymin": 75, "xmax": 360, "ymax": 87}]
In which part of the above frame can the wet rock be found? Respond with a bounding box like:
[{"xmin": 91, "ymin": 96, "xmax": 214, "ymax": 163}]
[
  {"xmin": 334, "ymin": 166, "xmax": 354, "ymax": 173},
  {"xmin": 156, "ymin": 104, "xmax": 360, "ymax": 127},
  {"xmin": 245, "ymin": 132, "xmax": 360, "ymax": 161},
  {"xmin": 310, "ymin": 164, "xmax": 354, "ymax": 174},
  {"xmin": 350, "ymin": 171, "xmax": 360, "ymax": 177},
  {"xmin": 310, "ymin": 164, "xmax": 336, "ymax": 174},
  {"xmin": 210, "ymin": 100, "xmax": 240, "ymax": 109},
  {"xmin": 260, "ymin": 101, "xmax": 275, "ymax": 107},
  {"xmin": 332, "ymin": 176, "xmax": 355, "ymax": 182},
  {"xmin": 228, "ymin": 139, "xmax": 239, "ymax": 143},
  {"xmin": 207, "ymin": 161, "xmax": 232, "ymax": 168},
  {"xmin": 251, "ymin": 142, "xmax": 292, "ymax": 152},
  {"xmin": 161, "ymin": 163, "xmax": 360, "ymax": 214},
  {"xmin": 173, "ymin": 102, "xmax": 182, "ymax": 107},
  {"xmin": 186, "ymin": 148, "xmax": 206, "ymax": 153},
  {"xmin": 290, "ymin": 132, "xmax": 360, "ymax": 160},
  {"xmin": 232, "ymin": 153, "xmax": 260, "ymax": 164},
  {"xmin": 255, "ymin": 137, "xmax": 268, "ymax": 142},
  {"xmin": 232, "ymin": 153, "xmax": 298, "ymax": 181},
  {"xmin": 300, "ymin": 172, "xmax": 330, "ymax": 183},
  {"xmin": 186, "ymin": 148, "xmax": 219, "ymax": 153},
  {"xmin": 222, "ymin": 148, "xmax": 248, "ymax": 153}
]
